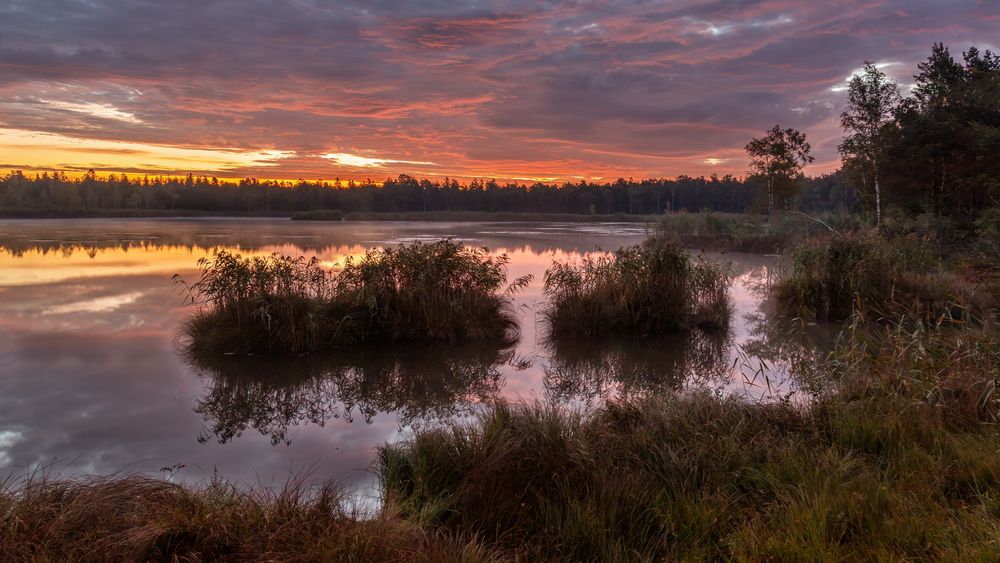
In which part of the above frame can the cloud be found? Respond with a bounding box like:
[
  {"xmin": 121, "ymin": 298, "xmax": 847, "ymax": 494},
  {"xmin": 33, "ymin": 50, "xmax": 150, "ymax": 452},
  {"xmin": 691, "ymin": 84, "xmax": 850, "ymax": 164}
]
[
  {"xmin": 322, "ymin": 152, "xmax": 437, "ymax": 168},
  {"xmin": 0, "ymin": 0, "xmax": 995, "ymax": 180},
  {"xmin": 39, "ymin": 100, "xmax": 142, "ymax": 123}
]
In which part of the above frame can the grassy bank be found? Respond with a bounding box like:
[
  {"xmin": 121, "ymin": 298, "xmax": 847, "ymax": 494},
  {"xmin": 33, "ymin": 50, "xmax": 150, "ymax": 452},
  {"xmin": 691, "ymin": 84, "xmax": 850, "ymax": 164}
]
[
  {"xmin": 380, "ymin": 309, "xmax": 1000, "ymax": 561},
  {"xmin": 179, "ymin": 240, "xmax": 531, "ymax": 355},
  {"xmin": 542, "ymin": 238, "xmax": 733, "ymax": 337},
  {"xmin": 0, "ymin": 475, "xmax": 497, "ymax": 562}
]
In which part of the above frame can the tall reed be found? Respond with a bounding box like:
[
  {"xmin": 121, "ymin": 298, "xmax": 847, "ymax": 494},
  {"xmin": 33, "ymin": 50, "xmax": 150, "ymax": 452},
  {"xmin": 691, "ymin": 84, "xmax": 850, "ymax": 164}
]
[
  {"xmin": 177, "ymin": 240, "xmax": 532, "ymax": 355},
  {"xmin": 541, "ymin": 238, "xmax": 733, "ymax": 337}
]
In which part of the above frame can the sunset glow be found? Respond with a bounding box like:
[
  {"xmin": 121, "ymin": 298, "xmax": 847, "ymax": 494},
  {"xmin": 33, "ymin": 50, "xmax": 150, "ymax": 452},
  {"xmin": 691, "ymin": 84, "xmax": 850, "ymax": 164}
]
[{"xmin": 1, "ymin": 1, "xmax": 996, "ymax": 182}]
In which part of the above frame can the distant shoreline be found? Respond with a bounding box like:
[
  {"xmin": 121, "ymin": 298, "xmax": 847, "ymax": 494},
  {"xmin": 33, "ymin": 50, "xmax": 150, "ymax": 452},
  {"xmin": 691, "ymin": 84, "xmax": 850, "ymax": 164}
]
[{"xmin": 0, "ymin": 208, "xmax": 660, "ymax": 222}]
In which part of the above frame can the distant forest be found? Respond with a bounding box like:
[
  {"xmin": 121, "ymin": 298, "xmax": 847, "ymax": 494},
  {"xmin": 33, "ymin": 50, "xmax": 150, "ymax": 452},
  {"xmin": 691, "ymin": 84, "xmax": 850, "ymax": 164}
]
[
  {"xmin": 0, "ymin": 170, "xmax": 853, "ymax": 216},
  {"xmin": 1, "ymin": 41, "xmax": 995, "ymax": 219}
]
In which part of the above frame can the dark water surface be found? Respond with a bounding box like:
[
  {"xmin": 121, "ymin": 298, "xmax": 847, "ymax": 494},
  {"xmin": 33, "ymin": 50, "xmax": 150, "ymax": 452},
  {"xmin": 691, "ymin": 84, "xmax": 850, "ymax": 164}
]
[{"xmin": 0, "ymin": 218, "xmax": 785, "ymax": 502}]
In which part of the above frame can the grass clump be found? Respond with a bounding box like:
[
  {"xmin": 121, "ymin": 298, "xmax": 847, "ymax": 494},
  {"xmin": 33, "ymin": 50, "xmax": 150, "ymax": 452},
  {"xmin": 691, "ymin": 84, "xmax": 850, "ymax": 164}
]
[
  {"xmin": 774, "ymin": 233, "xmax": 895, "ymax": 320},
  {"xmin": 542, "ymin": 238, "xmax": 733, "ymax": 337},
  {"xmin": 774, "ymin": 231, "xmax": 984, "ymax": 321},
  {"xmin": 0, "ymin": 474, "xmax": 499, "ymax": 562},
  {"xmin": 178, "ymin": 240, "xmax": 531, "ymax": 355},
  {"xmin": 380, "ymin": 309, "xmax": 1000, "ymax": 561}
]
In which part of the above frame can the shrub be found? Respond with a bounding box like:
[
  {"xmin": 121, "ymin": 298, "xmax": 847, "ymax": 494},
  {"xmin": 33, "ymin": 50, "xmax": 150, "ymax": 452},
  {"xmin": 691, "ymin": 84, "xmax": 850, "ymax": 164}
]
[
  {"xmin": 177, "ymin": 240, "xmax": 532, "ymax": 355},
  {"xmin": 541, "ymin": 238, "xmax": 733, "ymax": 337}
]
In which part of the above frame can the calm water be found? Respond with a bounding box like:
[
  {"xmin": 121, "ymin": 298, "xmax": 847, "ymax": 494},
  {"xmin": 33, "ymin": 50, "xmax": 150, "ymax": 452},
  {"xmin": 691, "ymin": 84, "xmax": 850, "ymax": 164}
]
[{"xmin": 0, "ymin": 218, "xmax": 786, "ymax": 501}]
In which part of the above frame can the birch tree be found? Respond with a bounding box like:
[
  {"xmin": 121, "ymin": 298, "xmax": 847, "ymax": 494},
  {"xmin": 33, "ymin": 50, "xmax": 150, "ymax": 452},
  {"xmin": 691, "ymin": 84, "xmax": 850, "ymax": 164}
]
[{"xmin": 839, "ymin": 63, "xmax": 900, "ymax": 227}]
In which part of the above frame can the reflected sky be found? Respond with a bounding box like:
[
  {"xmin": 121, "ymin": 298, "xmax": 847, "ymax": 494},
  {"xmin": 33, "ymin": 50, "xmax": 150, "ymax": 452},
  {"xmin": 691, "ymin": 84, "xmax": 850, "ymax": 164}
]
[{"xmin": 0, "ymin": 218, "xmax": 782, "ymax": 499}]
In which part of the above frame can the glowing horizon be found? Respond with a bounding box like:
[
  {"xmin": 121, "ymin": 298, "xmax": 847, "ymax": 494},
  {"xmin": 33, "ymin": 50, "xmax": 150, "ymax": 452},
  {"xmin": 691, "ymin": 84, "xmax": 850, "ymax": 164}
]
[{"xmin": 1, "ymin": 1, "xmax": 995, "ymax": 183}]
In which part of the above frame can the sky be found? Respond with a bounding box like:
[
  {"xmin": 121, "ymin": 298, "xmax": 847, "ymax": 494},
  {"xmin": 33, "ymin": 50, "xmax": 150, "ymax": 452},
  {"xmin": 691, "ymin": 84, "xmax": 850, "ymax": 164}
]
[{"xmin": 0, "ymin": 1, "xmax": 997, "ymax": 183}]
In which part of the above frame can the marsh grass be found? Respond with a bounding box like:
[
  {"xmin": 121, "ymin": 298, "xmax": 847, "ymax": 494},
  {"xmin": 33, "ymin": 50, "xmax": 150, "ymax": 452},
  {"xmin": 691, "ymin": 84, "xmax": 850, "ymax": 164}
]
[
  {"xmin": 774, "ymin": 232, "xmax": 987, "ymax": 321},
  {"xmin": 541, "ymin": 238, "xmax": 733, "ymax": 337},
  {"xmin": 655, "ymin": 211, "xmax": 861, "ymax": 253},
  {"xmin": 177, "ymin": 240, "xmax": 531, "ymax": 354},
  {"xmin": 0, "ymin": 473, "xmax": 499, "ymax": 562},
  {"xmin": 380, "ymin": 305, "xmax": 1000, "ymax": 561}
]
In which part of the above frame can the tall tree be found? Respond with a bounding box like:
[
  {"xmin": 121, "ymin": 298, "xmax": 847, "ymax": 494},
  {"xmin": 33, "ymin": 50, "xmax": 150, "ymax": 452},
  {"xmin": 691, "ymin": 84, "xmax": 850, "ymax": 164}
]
[
  {"xmin": 839, "ymin": 62, "xmax": 901, "ymax": 227},
  {"xmin": 745, "ymin": 125, "xmax": 814, "ymax": 224}
]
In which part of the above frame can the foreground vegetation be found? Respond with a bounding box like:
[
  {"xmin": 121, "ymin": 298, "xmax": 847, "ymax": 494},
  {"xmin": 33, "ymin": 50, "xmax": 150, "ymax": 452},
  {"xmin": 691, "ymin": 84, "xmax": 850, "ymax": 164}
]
[
  {"xmin": 380, "ymin": 307, "xmax": 1000, "ymax": 561},
  {"xmin": 0, "ymin": 475, "xmax": 498, "ymax": 562},
  {"xmin": 6, "ymin": 302, "xmax": 998, "ymax": 561},
  {"xmin": 542, "ymin": 238, "xmax": 733, "ymax": 337},
  {"xmin": 179, "ymin": 240, "xmax": 531, "ymax": 355}
]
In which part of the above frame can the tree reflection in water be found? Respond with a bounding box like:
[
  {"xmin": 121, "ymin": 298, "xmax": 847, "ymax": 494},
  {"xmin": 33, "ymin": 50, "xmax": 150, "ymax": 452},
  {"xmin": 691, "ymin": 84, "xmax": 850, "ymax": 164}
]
[
  {"xmin": 187, "ymin": 342, "xmax": 522, "ymax": 445},
  {"xmin": 541, "ymin": 329, "xmax": 733, "ymax": 404}
]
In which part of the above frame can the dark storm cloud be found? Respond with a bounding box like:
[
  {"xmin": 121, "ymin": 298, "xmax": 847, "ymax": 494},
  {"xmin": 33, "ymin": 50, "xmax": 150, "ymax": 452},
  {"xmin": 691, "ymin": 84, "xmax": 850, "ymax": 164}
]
[{"xmin": 0, "ymin": 0, "xmax": 996, "ymax": 179}]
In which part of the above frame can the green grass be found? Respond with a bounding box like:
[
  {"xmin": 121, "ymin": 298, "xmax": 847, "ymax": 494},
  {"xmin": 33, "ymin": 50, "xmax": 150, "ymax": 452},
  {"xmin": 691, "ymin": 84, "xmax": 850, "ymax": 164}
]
[
  {"xmin": 178, "ymin": 240, "xmax": 532, "ymax": 355},
  {"xmin": 542, "ymin": 238, "xmax": 733, "ymax": 337}
]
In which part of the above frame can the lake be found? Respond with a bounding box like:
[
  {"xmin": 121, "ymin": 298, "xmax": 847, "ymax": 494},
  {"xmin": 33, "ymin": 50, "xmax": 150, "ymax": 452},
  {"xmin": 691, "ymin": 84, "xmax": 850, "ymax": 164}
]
[{"xmin": 0, "ymin": 218, "xmax": 789, "ymax": 503}]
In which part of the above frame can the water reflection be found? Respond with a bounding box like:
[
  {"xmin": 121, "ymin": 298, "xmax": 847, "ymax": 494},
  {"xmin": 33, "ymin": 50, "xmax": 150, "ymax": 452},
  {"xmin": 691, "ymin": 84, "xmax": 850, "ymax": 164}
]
[
  {"xmin": 542, "ymin": 329, "xmax": 733, "ymax": 403},
  {"xmin": 1, "ymin": 218, "xmax": 795, "ymax": 490},
  {"xmin": 189, "ymin": 343, "xmax": 523, "ymax": 445}
]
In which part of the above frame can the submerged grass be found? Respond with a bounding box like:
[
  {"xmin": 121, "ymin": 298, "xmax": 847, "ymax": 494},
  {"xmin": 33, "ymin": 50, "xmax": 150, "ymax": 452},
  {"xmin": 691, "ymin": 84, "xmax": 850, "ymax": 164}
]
[
  {"xmin": 380, "ymin": 306, "xmax": 1000, "ymax": 561},
  {"xmin": 178, "ymin": 240, "xmax": 531, "ymax": 355},
  {"xmin": 542, "ymin": 238, "xmax": 733, "ymax": 337}
]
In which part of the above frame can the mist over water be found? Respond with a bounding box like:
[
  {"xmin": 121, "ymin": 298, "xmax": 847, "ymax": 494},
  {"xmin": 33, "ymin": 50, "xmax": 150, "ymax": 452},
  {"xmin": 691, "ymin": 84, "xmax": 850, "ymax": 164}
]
[{"xmin": 0, "ymin": 218, "xmax": 788, "ymax": 499}]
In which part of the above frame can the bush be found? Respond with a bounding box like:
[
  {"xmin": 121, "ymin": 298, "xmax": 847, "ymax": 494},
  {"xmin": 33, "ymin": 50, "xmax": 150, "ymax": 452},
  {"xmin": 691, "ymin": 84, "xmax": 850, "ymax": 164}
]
[
  {"xmin": 178, "ymin": 240, "xmax": 532, "ymax": 355},
  {"xmin": 541, "ymin": 238, "xmax": 733, "ymax": 337}
]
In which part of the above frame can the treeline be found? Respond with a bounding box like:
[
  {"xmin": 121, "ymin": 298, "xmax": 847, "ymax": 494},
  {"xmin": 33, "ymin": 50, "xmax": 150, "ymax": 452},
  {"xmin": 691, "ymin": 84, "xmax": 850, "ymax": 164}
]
[
  {"xmin": 837, "ymin": 43, "xmax": 1000, "ymax": 221},
  {"xmin": 0, "ymin": 170, "xmax": 853, "ymax": 216}
]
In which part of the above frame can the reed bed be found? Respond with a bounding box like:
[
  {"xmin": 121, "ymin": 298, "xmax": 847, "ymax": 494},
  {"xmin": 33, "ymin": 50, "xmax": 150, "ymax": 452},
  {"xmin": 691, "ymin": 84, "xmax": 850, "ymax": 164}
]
[
  {"xmin": 178, "ymin": 240, "xmax": 531, "ymax": 355},
  {"xmin": 774, "ymin": 232, "xmax": 983, "ymax": 321},
  {"xmin": 541, "ymin": 238, "xmax": 733, "ymax": 337}
]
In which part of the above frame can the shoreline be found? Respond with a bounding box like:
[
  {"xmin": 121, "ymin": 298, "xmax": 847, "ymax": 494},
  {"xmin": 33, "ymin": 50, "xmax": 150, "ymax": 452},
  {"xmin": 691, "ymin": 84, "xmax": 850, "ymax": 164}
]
[{"xmin": 0, "ymin": 208, "xmax": 659, "ymax": 222}]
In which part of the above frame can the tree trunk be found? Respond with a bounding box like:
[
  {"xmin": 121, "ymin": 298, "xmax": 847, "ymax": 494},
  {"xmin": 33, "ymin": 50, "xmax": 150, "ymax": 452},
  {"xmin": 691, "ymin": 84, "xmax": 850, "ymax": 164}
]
[
  {"xmin": 873, "ymin": 158, "xmax": 881, "ymax": 228},
  {"xmin": 767, "ymin": 175, "xmax": 774, "ymax": 226}
]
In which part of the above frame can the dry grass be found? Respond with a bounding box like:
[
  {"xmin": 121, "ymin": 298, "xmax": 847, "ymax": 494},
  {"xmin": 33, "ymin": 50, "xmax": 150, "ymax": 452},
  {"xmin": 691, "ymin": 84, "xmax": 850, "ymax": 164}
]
[{"xmin": 0, "ymin": 474, "xmax": 501, "ymax": 562}]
